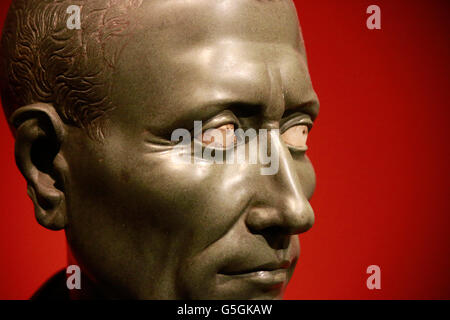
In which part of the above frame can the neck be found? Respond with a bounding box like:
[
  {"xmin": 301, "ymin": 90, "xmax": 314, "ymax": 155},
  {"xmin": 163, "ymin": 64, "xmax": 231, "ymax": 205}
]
[{"xmin": 66, "ymin": 245, "xmax": 107, "ymax": 300}]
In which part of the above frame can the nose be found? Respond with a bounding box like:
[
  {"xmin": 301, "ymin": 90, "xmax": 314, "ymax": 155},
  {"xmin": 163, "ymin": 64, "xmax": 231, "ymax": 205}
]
[{"xmin": 245, "ymin": 131, "xmax": 315, "ymax": 237}]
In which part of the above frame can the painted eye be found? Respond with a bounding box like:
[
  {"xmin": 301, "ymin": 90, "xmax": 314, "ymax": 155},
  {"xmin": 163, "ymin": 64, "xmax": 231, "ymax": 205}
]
[
  {"xmin": 200, "ymin": 123, "xmax": 237, "ymax": 148},
  {"xmin": 281, "ymin": 125, "xmax": 309, "ymax": 149}
]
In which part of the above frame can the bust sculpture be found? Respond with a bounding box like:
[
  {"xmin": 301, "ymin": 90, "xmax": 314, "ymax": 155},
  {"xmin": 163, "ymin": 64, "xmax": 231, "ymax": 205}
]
[{"xmin": 0, "ymin": 0, "xmax": 319, "ymax": 299}]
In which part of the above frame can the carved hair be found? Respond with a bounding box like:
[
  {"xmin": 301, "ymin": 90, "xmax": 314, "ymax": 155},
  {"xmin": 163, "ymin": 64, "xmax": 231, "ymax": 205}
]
[{"xmin": 0, "ymin": 0, "xmax": 143, "ymax": 139}]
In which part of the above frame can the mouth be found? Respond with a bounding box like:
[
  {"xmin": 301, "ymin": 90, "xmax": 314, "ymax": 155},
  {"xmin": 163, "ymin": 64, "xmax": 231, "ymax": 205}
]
[{"xmin": 218, "ymin": 260, "xmax": 291, "ymax": 287}]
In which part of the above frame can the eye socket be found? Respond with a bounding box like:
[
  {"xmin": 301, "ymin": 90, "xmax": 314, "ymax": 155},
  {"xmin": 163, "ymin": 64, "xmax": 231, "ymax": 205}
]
[
  {"xmin": 198, "ymin": 123, "xmax": 237, "ymax": 148},
  {"xmin": 281, "ymin": 124, "xmax": 309, "ymax": 149}
]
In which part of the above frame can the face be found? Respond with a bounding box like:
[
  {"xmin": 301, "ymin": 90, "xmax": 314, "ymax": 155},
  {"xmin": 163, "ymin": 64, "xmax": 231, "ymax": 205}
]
[{"xmin": 63, "ymin": 0, "xmax": 319, "ymax": 299}]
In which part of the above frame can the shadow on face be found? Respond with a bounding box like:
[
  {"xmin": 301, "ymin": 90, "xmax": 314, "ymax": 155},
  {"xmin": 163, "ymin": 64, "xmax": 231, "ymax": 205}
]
[{"xmin": 60, "ymin": 0, "xmax": 319, "ymax": 299}]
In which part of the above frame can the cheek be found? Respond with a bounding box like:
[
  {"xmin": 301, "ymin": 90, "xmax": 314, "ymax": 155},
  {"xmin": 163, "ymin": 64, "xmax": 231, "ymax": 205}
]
[
  {"xmin": 126, "ymin": 153, "xmax": 254, "ymax": 246},
  {"xmin": 65, "ymin": 144, "xmax": 257, "ymax": 298}
]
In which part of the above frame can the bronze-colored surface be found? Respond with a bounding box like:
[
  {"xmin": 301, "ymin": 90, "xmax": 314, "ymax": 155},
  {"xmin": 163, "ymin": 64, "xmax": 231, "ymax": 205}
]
[{"xmin": 1, "ymin": 0, "xmax": 319, "ymax": 299}]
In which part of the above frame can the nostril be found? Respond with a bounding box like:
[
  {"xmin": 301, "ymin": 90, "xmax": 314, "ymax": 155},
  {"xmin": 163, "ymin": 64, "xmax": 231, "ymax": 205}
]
[{"xmin": 260, "ymin": 226, "xmax": 291, "ymax": 250}]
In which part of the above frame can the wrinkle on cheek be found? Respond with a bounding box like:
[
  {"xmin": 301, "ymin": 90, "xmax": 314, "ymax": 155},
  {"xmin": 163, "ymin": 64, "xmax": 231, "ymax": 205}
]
[{"xmin": 185, "ymin": 166, "xmax": 253, "ymax": 249}]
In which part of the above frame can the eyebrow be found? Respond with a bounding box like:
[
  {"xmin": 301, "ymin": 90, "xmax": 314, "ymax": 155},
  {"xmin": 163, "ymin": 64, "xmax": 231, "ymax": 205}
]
[
  {"xmin": 185, "ymin": 95, "xmax": 319, "ymax": 129},
  {"xmin": 283, "ymin": 99, "xmax": 320, "ymax": 121},
  {"xmin": 191, "ymin": 99, "xmax": 262, "ymax": 121},
  {"xmin": 165, "ymin": 99, "xmax": 239, "ymax": 133}
]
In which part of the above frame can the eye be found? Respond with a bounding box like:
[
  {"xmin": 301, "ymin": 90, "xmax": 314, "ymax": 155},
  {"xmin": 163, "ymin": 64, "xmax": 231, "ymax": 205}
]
[
  {"xmin": 281, "ymin": 125, "xmax": 309, "ymax": 149},
  {"xmin": 199, "ymin": 123, "xmax": 237, "ymax": 148}
]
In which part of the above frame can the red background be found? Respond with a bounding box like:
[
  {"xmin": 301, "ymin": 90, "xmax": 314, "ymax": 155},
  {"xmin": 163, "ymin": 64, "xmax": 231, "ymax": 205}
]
[{"xmin": 0, "ymin": 0, "xmax": 449, "ymax": 300}]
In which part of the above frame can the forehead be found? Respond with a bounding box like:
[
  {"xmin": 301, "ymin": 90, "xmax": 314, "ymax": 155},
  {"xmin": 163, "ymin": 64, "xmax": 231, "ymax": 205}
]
[
  {"xmin": 109, "ymin": 0, "xmax": 315, "ymax": 133},
  {"xmin": 135, "ymin": 0, "xmax": 303, "ymax": 49}
]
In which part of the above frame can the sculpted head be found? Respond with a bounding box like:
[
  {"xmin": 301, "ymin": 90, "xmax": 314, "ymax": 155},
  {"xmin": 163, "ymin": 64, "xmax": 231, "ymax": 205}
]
[{"xmin": 0, "ymin": 0, "xmax": 319, "ymax": 299}]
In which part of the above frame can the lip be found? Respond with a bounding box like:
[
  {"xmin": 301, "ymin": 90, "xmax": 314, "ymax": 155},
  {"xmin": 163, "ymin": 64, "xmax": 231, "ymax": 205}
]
[
  {"xmin": 224, "ymin": 268, "xmax": 288, "ymax": 286},
  {"xmin": 219, "ymin": 260, "xmax": 291, "ymax": 286}
]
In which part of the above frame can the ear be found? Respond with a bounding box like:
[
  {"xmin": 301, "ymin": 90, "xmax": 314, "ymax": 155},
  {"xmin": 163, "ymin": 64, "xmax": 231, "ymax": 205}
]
[{"xmin": 10, "ymin": 103, "xmax": 68, "ymax": 230}]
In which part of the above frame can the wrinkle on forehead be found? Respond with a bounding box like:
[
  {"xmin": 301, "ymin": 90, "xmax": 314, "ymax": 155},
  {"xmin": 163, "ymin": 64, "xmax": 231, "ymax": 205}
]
[{"xmin": 176, "ymin": 40, "xmax": 313, "ymax": 106}]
